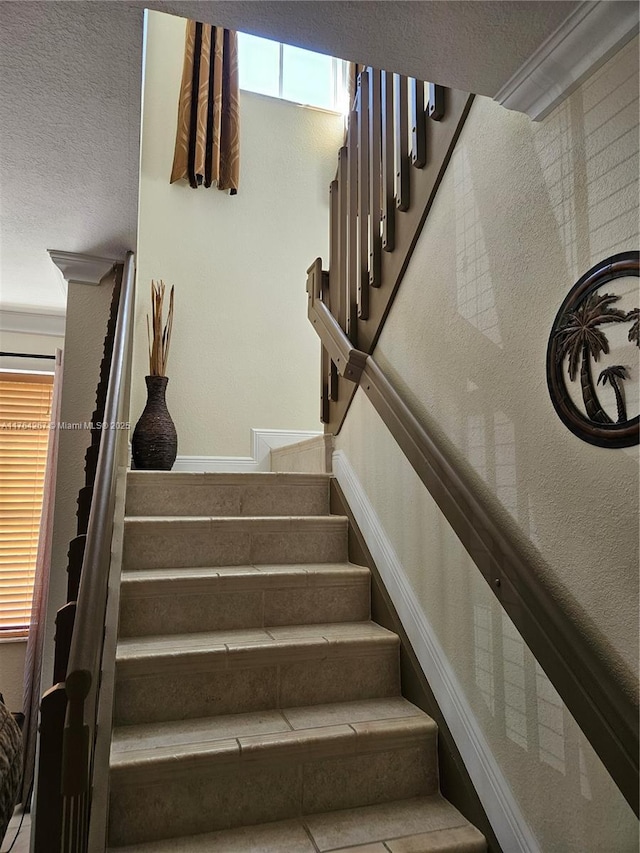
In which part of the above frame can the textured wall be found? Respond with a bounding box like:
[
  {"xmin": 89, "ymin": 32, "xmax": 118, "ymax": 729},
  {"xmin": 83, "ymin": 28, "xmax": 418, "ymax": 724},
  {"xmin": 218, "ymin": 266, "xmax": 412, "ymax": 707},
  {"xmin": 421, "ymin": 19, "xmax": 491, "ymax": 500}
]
[
  {"xmin": 377, "ymin": 36, "xmax": 639, "ymax": 675},
  {"xmin": 0, "ymin": 2, "xmax": 143, "ymax": 313},
  {"xmin": 0, "ymin": 331, "xmax": 64, "ymax": 374},
  {"xmin": 336, "ymin": 37, "xmax": 639, "ymax": 852},
  {"xmin": 338, "ymin": 392, "xmax": 638, "ymax": 852},
  {"xmin": 0, "ymin": 641, "xmax": 26, "ymax": 712},
  {"xmin": 132, "ymin": 11, "xmax": 344, "ymax": 458}
]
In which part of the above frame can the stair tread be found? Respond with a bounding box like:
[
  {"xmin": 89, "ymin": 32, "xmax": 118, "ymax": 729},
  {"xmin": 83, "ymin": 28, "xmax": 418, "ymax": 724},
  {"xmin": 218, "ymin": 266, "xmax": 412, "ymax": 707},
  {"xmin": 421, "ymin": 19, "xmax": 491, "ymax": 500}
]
[
  {"xmin": 120, "ymin": 562, "xmax": 370, "ymax": 588},
  {"xmin": 107, "ymin": 795, "xmax": 486, "ymax": 852},
  {"xmin": 117, "ymin": 620, "xmax": 397, "ymax": 662},
  {"xmin": 126, "ymin": 471, "xmax": 332, "ymax": 483},
  {"xmin": 111, "ymin": 696, "xmax": 430, "ymax": 766},
  {"xmin": 124, "ymin": 514, "xmax": 347, "ymax": 524},
  {"xmin": 110, "ymin": 707, "xmax": 435, "ymax": 775}
]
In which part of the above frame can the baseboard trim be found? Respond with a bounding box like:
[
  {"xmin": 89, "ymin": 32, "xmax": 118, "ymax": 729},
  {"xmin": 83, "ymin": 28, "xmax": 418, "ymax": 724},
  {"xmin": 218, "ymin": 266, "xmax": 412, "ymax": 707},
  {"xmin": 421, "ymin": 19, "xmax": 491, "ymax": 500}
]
[
  {"xmin": 333, "ymin": 449, "xmax": 540, "ymax": 853},
  {"xmin": 173, "ymin": 428, "xmax": 322, "ymax": 473},
  {"xmin": 494, "ymin": 0, "xmax": 639, "ymax": 120}
]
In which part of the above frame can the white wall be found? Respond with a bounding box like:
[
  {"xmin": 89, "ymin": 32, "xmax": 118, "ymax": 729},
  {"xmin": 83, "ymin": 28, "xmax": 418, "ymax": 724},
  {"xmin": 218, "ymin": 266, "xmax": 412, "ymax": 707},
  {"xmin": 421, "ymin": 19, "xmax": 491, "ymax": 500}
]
[
  {"xmin": 373, "ymin": 36, "xmax": 639, "ymax": 678},
  {"xmin": 43, "ymin": 274, "xmax": 116, "ymax": 690},
  {"xmin": 335, "ymin": 37, "xmax": 639, "ymax": 853},
  {"xmin": 0, "ymin": 330, "xmax": 62, "ymax": 374},
  {"xmin": 132, "ymin": 10, "xmax": 345, "ymax": 459},
  {"xmin": 0, "ymin": 640, "xmax": 26, "ymax": 711}
]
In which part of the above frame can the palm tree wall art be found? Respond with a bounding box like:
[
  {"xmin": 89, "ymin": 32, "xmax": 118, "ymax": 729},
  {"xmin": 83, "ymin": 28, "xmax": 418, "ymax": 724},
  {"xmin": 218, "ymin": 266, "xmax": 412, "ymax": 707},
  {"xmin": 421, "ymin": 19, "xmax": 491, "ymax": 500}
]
[
  {"xmin": 554, "ymin": 291, "xmax": 627, "ymax": 424},
  {"xmin": 547, "ymin": 252, "xmax": 639, "ymax": 448}
]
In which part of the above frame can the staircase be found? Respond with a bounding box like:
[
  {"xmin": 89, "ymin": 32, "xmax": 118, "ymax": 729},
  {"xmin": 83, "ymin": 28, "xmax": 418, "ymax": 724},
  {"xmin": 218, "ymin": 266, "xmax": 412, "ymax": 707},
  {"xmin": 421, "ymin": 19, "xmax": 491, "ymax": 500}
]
[{"xmin": 106, "ymin": 471, "xmax": 486, "ymax": 852}]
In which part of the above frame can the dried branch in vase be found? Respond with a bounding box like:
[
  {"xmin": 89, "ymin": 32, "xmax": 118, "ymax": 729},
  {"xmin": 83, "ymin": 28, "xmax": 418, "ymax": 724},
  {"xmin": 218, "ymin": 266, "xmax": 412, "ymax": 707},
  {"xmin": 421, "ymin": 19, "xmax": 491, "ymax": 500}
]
[{"xmin": 146, "ymin": 280, "xmax": 175, "ymax": 376}]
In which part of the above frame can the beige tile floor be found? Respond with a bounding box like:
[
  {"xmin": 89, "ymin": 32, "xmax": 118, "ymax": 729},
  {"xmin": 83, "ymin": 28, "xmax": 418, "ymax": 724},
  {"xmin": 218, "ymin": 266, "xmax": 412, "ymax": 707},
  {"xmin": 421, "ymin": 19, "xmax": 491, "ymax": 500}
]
[{"xmin": 2, "ymin": 808, "xmax": 31, "ymax": 853}]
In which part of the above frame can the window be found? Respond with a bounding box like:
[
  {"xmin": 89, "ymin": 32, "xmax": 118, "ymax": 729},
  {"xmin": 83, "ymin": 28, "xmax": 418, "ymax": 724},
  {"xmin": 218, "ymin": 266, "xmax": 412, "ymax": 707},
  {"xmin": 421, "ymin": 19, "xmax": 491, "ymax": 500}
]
[
  {"xmin": 237, "ymin": 32, "xmax": 349, "ymax": 113},
  {"xmin": 0, "ymin": 372, "xmax": 53, "ymax": 638}
]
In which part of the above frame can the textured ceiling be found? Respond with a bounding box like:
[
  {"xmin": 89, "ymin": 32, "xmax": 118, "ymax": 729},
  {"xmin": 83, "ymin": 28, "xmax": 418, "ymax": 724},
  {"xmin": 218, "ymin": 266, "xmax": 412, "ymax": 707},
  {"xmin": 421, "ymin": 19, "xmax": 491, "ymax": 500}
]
[
  {"xmin": 0, "ymin": 1, "xmax": 583, "ymax": 315},
  {"xmin": 151, "ymin": 1, "xmax": 580, "ymax": 95},
  {"xmin": 0, "ymin": 1, "xmax": 144, "ymax": 315}
]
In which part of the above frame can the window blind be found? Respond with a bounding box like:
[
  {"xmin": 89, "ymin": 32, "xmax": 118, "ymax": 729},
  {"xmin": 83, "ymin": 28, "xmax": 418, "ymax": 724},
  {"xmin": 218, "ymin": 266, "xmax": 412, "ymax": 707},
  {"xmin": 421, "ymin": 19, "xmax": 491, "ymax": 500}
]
[{"xmin": 0, "ymin": 372, "xmax": 53, "ymax": 637}]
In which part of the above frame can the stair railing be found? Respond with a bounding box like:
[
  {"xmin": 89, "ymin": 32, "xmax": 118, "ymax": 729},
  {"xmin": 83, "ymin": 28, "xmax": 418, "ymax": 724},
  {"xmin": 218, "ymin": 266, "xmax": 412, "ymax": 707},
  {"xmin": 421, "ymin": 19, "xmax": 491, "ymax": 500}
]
[
  {"xmin": 321, "ymin": 67, "xmax": 474, "ymax": 431},
  {"xmin": 35, "ymin": 251, "xmax": 135, "ymax": 852},
  {"xmin": 308, "ymin": 248, "xmax": 639, "ymax": 815}
]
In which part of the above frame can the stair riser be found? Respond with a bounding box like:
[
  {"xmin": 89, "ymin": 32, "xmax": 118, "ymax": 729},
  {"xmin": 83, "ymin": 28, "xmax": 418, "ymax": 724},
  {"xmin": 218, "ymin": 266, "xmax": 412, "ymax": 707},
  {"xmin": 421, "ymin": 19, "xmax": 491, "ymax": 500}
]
[
  {"xmin": 114, "ymin": 649, "xmax": 399, "ymax": 725},
  {"xmin": 119, "ymin": 582, "xmax": 370, "ymax": 637},
  {"xmin": 108, "ymin": 743, "xmax": 436, "ymax": 847},
  {"xmin": 123, "ymin": 520, "xmax": 347, "ymax": 570},
  {"xmin": 126, "ymin": 479, "xmax": 330, "ymax": 518}
]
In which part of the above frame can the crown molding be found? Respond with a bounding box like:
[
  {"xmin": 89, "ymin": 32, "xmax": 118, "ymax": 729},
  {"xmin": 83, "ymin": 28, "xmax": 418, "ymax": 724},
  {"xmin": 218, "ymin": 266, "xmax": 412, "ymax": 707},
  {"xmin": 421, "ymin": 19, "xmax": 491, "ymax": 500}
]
[
  {"xmin": 47, "ymin": 250, "xmax": 119, "ymax": 288},
  {"xmin": 494, "ymin": 1, "xmax": 639, "ymax": 121},
  {"xmin": 0, "ymin": 309, "xmax": 66, "ymax": 338}
]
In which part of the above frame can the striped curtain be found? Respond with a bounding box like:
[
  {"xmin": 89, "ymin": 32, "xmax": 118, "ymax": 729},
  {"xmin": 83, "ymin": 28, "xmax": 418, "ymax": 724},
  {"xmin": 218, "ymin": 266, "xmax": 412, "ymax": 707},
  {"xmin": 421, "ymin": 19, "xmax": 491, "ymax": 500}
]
[{"xmin": 171, "ymin": 20, "xmax": 240, "ymax": 193}]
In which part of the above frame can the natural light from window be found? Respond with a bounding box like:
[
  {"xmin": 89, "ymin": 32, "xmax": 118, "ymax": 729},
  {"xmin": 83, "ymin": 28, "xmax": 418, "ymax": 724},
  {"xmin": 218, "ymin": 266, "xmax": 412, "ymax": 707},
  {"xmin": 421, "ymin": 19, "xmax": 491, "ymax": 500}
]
[{"xmin": 237, "ymin": 32, "xmax": 349, "ymax": 113}]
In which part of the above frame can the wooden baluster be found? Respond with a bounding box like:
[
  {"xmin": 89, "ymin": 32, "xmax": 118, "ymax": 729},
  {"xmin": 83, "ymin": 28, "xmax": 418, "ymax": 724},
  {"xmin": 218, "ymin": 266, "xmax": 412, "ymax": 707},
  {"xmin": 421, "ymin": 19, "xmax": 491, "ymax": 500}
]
[
  {"xmin": 34, "ymin": 684, "xmax": 66, "ymax": 852},
  {"xmin": 320, "ymin": 264, "xmax": 331, "ymax": 422},
  {"xmin": 328, "ymin": 179, "xmax": 340, "ymax": 401},
  {"xmin": 54, "ymin": 602, "xmax": 76, "ymax": 684},
  {"xmin": 428, "ymin": 83, "xmax": 445, "ymax": 120},
  {"xmin": 67, "ymin": 534, "xmax": 86, "ymax": 602},
  {"xmin": 329, "ymin": 179, "xmax": 340, "ymax": 323},
  {"xmin": 328, "ymin": 360, "xmax": 339, "ymax": 402},
  {"xmin": 357, "ymin": 69, "xmax": 370, "ymax": 320},
  {"xmin": 76, "ymin": 485, "xmax": 92, "ymax": 536},
  {"xmin": 309, "ymin": 259, "xmax": 330, "ymax": 423},
  {"xmin": 337, "ymin": 147, "xmax": 348, "ymax": 331},
  {"xmin": 80, "ymin": 791, "xmax": 89, "ymax": 852},
  {"xmin": 368, "ymin": 68, "xmax": 382, "ymax": 286},
  {"xmin": 381, "ymin": 70, "xmax": 395, "ymax": 252},
  {"xmin": 84, "ymin": 442, "xmax": 99, "ymax": 489},
  {"xmin": 394, "ymin": 74, "xmax": 410, "ymax": 212},
  {"xmin": 347, "ymin": 101, "xmax": 359, "ymax": 342},
  {"xmin": 410, "ymin": 78, "xmax": 426, "ymax": 168}
]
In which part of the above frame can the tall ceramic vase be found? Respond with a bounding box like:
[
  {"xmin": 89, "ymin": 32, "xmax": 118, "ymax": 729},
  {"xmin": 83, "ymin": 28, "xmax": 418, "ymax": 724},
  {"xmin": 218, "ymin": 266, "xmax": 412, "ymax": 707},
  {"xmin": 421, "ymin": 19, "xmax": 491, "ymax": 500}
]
[{"xmin": 131, "ymin": 375, "xmax": 177, "ymax": 470}]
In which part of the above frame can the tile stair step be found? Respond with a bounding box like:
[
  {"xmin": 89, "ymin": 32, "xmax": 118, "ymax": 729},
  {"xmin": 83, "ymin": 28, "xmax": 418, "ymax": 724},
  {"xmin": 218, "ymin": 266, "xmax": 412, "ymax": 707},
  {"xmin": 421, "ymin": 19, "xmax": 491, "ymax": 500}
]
[
  {"xmin": 110, "ymin": 707, "xmax": 436, "ymax": 778},
  {"xmin": 123, "ymin": 515, "xmax": 348, "ymax": 570},
  {"xmin": 109, "ymin": 473, "xmax": 487, "ymax": 852},
  {"xmin": 112, "ymin": 697, "xmax": 429, "ymax": 753},
  {"xmin": 107, "ymin": 795, "xmax": 486, "ymax": 852},
  {"xmin": 125, "ymin": 471, "xmax": 331, "ymax": 517},
  {"xmin": 118, "ymin": 562, "xmax": 371, "ymax": 637},
  {"xmin": 114, "ymin": 622, "xmax": 400, "ymax": 725},
  {"xmin": 108, "ymin": 702, "xmax": 438, "ymax": 846}
]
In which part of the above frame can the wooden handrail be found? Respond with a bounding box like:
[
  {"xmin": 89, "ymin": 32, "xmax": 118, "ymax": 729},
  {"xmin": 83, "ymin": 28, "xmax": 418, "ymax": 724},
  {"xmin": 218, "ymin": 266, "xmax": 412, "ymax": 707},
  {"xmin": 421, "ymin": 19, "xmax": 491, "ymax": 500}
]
[
  {"xmin": 308, "ymin": 262, "xmax": 639, "ymax": 816},
  {"xmin": 61, "ymin": 251, "xmax": 136, "ymax": 847}
]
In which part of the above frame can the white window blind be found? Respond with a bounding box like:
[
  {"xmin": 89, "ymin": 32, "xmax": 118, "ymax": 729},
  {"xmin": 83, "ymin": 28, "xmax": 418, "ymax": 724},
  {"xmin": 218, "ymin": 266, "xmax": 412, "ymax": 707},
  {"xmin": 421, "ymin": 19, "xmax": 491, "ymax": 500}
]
[{"xmin": 0, "ymin": 372, "xmax": 53, "ymax": 638}]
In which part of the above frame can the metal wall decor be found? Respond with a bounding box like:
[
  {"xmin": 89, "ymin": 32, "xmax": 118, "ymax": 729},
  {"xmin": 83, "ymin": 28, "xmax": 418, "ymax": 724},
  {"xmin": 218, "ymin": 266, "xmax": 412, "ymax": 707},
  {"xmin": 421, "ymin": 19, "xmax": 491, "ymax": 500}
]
[{"xmin": 547, "ymin": 251, "xmax": 639, "ymax": 448}]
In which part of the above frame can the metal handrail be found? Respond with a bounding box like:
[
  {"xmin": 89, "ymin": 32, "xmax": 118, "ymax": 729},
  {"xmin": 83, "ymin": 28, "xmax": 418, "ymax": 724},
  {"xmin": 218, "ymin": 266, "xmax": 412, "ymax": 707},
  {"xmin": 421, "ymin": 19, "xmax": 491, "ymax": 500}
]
[
  {"xmin": 307, "ymin": 259, "xmax": 639, "ymax": 817},
  {"xmin": 61, "ymin": 252, "xmax": 135, "ymax": 839}
]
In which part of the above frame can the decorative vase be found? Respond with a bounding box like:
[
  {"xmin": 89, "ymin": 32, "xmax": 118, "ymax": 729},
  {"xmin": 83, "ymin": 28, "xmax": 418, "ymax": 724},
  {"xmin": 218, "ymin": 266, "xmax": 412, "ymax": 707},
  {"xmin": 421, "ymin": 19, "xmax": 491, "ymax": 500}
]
[{"xmin": 131, "ymin": 375, "xmax": 177, "ymax": 470}]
